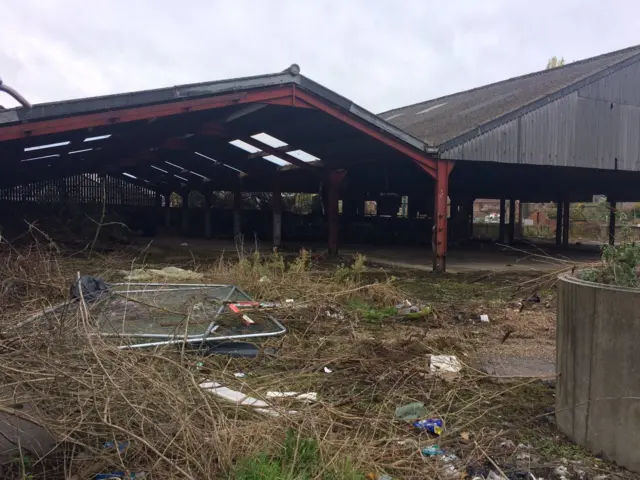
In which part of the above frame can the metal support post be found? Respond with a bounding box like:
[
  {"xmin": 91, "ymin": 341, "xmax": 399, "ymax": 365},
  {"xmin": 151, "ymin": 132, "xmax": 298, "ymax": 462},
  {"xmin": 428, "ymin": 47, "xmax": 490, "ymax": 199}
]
[
  {"xmin": 327, "ymin": 170, "xmax": 346, "ymax": 255},
  {"xmin": 508, "ymin": 198, "xmax": 516, "ymax": 244},
  {"xmin": 609, "ymin": 199, "xmax": 617, "ymax": 246},
  {"xmin": 433, "ymin": 160, "xmax": 452, "ymax": 272},
  {"xmin": 233, "ymin": 186, "xmax": 242, "ymax": 241},
  {"xmin": 204, "ymin": 193, "xmax": 212, "ymax": 239},
  {"xmin": 499, "ymin": 199, "xmax": 506, "ymax": 243},
  {"xmin": 562, "ymin": 200, "xmax": 570, "ymax": 246},
  {"xmin": 164, "ymin": 193, "xmax": 171, "ymax": 229},
  {"xmin": 555, "ymin": 201, "xmax": 563, "ymax": 246},
  {"xmin": 181, "ymin": 191, "xmax": 189, "ymax": 235},
  {"xmin": 272, "ymin": 185, "xmax": 283, "ymax": 250}
]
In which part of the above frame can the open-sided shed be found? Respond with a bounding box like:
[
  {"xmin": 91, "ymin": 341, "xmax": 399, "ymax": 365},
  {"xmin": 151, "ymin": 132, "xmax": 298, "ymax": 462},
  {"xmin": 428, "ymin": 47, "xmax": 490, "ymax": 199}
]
[{"xmin": 0, "ymin": 66, "xmax": 451, "ymax": 269}]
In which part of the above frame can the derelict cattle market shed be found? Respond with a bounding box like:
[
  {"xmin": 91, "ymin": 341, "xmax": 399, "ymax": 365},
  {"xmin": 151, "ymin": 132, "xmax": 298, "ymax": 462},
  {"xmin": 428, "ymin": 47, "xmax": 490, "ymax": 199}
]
[{"xmin": 3, "ymin": 45, "xmax": 640, "ymax": 270}]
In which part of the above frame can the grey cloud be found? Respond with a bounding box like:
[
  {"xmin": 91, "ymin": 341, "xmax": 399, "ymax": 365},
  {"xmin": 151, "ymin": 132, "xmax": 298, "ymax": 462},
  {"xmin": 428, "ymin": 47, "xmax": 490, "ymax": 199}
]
[{"xmin": 1, "ymin": 0, "xmax": 639, "ymax": 112}]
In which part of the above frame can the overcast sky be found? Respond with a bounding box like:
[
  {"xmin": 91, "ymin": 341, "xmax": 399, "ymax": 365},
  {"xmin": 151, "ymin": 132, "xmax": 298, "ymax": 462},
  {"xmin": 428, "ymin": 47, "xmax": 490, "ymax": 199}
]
[{"xmin": 1, "ymin": 0, "xmax": 638, "ymax": 113}]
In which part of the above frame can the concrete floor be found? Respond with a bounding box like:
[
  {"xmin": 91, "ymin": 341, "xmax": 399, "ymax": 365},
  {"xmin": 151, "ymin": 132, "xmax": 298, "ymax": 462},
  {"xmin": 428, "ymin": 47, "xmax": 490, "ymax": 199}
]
[{"xmin": 138, "ymin": 237, "xmax": 601, "ymax": 273}]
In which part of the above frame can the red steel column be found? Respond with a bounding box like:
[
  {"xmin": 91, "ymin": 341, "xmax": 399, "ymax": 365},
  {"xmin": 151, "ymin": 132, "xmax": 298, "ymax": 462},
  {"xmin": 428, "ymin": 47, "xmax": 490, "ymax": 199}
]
[
  {"xmin": 272, "ymin": 184, "xmax": 283, "ymax": 250},
  {"xmin": 327, "ymin": 170, "xmax": 347, "ymax": 255},
  {"xmin": 433, "ymin": 160, "xmax": 451, "ymax": 272}
]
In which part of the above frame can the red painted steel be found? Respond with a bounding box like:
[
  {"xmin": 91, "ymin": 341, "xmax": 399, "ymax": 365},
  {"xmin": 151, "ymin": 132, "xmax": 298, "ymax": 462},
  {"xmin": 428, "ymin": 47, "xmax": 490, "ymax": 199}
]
[
  {"xmin": 0, "ymin": 87, "xmax": 294, "ymax": 141},
  {"xmin": 433, "ymin": 159, "xmax": 454, "ymax": 272},
  {"xmin": 293, "ymin": 90, "xmax": 438, "ymax": 178}
]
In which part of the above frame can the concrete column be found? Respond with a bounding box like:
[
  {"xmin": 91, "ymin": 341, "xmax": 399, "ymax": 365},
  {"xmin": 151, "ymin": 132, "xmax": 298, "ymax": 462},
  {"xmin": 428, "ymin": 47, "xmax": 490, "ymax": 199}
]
[
  {"xmin": 327, "ymin": 170, "xmax": 346, "ymax": 255},
  {"xmin": 562, "ymin": 200, "xmax": 570, "ymax": 246},
  {"xmin": 555, "ymin": 201, "xmax": 563, "ymax": 246},
  {"xmin": 203, "ymin": 193, "xmax": 212, "ymax": 239},
  {"xmin": 609, "ymin": 199, "xmax": 617, "ymax": 246},
  {"xmin": 233, "ymin": 187, "xmax": 242, "ymax": 240},
  {"xmin": 498, "ymin": 198, "xmax": 506, "ymax": 243},
  {"xmin": 508, "ymin": 198, "xmax": 516, "ymax": 244},
  {"xmin": 272, "ymin": 187, "xmax": 283, "ymax": 250}
]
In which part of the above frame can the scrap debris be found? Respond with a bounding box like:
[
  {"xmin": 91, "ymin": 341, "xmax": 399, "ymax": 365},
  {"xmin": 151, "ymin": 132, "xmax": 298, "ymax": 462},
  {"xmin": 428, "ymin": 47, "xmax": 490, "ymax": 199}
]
[
  {"xmin": 199, "ymin": 381, "xmax": 297, "ymax": 417},
  {"xmin": 430, "ymin": 355, "xmax": 463, "ymax": 377}
]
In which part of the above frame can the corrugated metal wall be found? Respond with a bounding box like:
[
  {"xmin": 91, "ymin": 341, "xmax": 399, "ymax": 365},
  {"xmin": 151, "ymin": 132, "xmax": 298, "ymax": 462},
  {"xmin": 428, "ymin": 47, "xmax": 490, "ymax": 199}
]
[
  {"xmin": 0, "ymin": 174, "xmax": 157, "ymax": 206},
  {"xmin": 441, "ymin": 60, "xmax": 640, "ymax": 172}
]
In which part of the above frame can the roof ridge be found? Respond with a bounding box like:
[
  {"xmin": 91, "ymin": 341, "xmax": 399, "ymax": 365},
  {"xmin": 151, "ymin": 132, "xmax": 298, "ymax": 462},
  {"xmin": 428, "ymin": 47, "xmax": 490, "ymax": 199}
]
[{"xmin": 379, "ymin": 43, "xmax": 640, "ymax": 116}]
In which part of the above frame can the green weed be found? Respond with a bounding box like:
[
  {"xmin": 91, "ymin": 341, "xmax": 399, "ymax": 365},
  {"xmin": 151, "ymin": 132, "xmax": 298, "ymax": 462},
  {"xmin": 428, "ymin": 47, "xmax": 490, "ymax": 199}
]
[{"xmin": 233, "ymin": 429, "xmax": 364, "ymax": 480}]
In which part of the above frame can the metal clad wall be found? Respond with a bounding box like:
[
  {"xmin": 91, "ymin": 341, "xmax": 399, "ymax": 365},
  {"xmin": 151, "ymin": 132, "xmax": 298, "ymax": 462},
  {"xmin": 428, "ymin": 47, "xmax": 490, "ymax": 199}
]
[
  {"xmin": 519, "ymin": 93, "xmax": 577, "ymax": 167},
  {"xmin": 574, "ymin": 97, "xmax": 620, "ymax": 170},
  {"xmin": 441, "ymin": 94, "xmax": 577, "ymax": 166},
  {"xmin": 579, "ymin": 61, "xmax": 640, "ymax": 107},
  {"xmin": 440, "ymin": 119, "xmax": 519, "ymax": 162},
  {"xmin": 442, "ymin": 59, "xmax": 640, "ymax": 171}
]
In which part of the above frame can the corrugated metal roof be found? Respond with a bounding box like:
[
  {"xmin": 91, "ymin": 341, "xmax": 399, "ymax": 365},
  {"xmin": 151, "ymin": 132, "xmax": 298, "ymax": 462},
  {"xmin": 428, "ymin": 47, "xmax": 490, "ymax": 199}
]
[{"xmin": 380, "ymin": 45, "xmax": 640, "ymax": 148}]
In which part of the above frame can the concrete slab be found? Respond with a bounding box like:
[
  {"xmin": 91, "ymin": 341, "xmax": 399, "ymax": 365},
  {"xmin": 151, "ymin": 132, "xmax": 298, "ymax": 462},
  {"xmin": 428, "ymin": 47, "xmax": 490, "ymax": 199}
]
[
  {"xmin": 132, "ymin": 237, "xmax": 601, "ymax": 273},
  {"xmin": 479, "ymin": 355, "xmax": 556, "ymax": 379}
]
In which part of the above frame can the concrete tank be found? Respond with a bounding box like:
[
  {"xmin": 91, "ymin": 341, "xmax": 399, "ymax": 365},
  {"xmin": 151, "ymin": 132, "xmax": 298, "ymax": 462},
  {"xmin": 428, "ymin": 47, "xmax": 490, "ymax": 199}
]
[{"xmin": 556, "ymin": 273, "xmax": 640, "ymax": 472}]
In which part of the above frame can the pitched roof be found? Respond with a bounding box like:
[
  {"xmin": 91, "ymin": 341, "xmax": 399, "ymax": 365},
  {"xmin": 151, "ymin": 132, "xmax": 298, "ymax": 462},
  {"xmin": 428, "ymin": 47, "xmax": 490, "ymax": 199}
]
[{"xmin": 380, "ymin": 45, "xmax": 640, "ymax": 148}]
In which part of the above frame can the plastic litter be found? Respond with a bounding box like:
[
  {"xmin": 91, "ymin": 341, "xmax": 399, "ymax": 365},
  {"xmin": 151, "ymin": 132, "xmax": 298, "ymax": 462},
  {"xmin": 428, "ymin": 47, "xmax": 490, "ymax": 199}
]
[
  {"xmin": 413, "ymin": 418, "xmax": 443, "ymax": 435},
  {"xmin": 95, "ymin": 473, "xmax": 146, "ymax": 480},
  {"xmin": 421, "ymin": 445, "xmax": 444, "ymax": 456},
  {"xmin": 486, "ymin": 471, "xmax": 505, "ymax": 480},
  {"xmin": 394, "ymin": 402, "xmax": 427, "ymax": 421},
  {"xmin": 199, "ymin": 380, "xmax": 297, "ymax": 417},
  {"xmin": 265, "ymin": 391, "xmax": 317, "ymax": 402},
  {"xmin": 234, "ymin": 372, "xmax": 246, "ymax": 378},
  {"xmin": 323, "ymin": 366, "xmax": 333, "ymax": 373},
  {"xmin": 103, "ymin": 440, "xmax": 129, "ymax": 453},
  {"xmin": 480, "ymin": 314, "xmax": 490, "ymax": 323},
  {"xmin": 430, "ymin": 355, "xmax": 462, "ymax": 375},
  {"xmin": 70, "ymin": 275, "xmax": 110, "ymax": 302},
  {"xmin": 122, "ymin": 266, "xmax": 203, "ymax": 281}
]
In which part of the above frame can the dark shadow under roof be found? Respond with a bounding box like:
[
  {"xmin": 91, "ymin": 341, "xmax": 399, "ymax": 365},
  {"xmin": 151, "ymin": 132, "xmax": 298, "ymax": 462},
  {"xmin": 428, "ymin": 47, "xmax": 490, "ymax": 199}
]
[{"xmin": 380, "ymin": 44, "xmax": 640, "ymax": 148}]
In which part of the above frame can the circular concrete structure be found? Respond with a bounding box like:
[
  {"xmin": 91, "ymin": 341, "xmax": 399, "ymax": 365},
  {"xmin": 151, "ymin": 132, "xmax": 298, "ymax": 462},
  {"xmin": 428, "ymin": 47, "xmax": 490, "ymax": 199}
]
[{"xmin": 557, "ymin": 273, "xmax": 640, "ymax": 472}]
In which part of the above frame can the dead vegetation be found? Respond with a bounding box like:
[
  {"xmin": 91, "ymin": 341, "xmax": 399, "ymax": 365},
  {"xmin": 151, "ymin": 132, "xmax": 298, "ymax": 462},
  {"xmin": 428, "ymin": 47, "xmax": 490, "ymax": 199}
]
[{"xmin": 0, "ymin": 238, "xmax": 636, "ymax": 479}]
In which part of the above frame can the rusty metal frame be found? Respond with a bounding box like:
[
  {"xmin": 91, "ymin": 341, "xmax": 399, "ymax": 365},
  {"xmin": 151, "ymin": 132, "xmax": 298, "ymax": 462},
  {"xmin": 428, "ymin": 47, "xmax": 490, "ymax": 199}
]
[{"xmin": 433, "ymin": 159, "xmax": 454, "ymax": 272}]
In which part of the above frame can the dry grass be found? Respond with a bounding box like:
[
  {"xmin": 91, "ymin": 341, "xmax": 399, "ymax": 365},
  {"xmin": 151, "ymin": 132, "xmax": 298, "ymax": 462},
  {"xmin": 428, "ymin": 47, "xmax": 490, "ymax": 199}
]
[{"xmin": 0, "ymin": 240, "xmax": 635, "ymax": 480}]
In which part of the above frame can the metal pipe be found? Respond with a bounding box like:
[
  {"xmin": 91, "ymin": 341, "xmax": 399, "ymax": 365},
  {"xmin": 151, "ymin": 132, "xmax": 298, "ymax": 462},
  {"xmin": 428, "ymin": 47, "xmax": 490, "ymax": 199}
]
[
  {"xmin": 0, "ymin": 78, "xmax": 31, "ymax": 108},
  {"xmin": 117, "ymin": 317, "xmax": 287, "ymax": 349}
]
